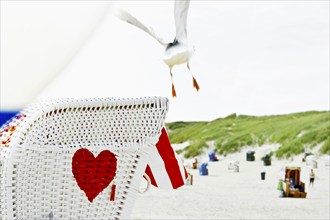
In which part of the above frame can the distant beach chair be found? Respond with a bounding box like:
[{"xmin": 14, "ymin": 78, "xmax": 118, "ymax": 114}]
[
  {"xmin": 283, "ymin": 167, "xmax": 307, "ymax": 198},
  {"xmin": 262, "ymin": 154, "xmax": 271, "ymax": 166},
  {"xmin": 192, "ymin": 157, "xmax": 198, "ymax": 169},
  {"xmin": 306, "ymin": 155, "xmax": 317, "ymax": 169},
  {"xmin": 302, "ymin": 152, "xmax": 313, "ymax": 162},
  {"xmin": 0, "ymin": 97, "xmax": 168, "ymax": 219},
  {"xmin": 208, "ymin": 151, "xmax": 218, "ymax": 162},
  {"xmin": 199, "ymin": 163, "xmax": 208, "ymax": 176},
  {"xmin": 246, "ymin": 151, "xmax": 255, "ymax": 161},
  {"xmin": 228, "ymin": 160, "xmax": 239, "ymax": 172}
]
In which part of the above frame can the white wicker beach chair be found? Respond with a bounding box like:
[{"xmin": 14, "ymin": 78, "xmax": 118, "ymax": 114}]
[
  {"xmin": 306, "ymin": 155, "xmax": 317, "ymax": 169},
  {"xmin": 228, "ymin": 160, "xmax": 239, "ymax": 172},
  {"xmin": 0, "ymin": 97, "xmax": 168, "ymax": 220}
]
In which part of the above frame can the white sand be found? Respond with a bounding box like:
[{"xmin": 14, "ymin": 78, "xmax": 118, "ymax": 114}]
[{"xmin": 131, "ymin": 146, "xmax": 330, "ymax": 219}]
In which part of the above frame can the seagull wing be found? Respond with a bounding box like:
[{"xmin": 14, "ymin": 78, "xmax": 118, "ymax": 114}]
[
  {"xmin": 114, "ymin": 8, "xmax": 167, "ymax": 46},
  {"xmin": 174, "ymin": 0, "xmax": 190, "ymax": 42}
]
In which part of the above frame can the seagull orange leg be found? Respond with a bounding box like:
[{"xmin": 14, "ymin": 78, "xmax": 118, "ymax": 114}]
[
  {"xmin": 170, "ymin": 68, "xmax": 177, "ymax": 98},
  {"xmin": 187, "ymin": 63, "xmax": 200, "ymax": 92},
  {"xmin": 172, "ymin": 84, "xmax": 177, "ymax": 98},
  {"xmin": 193, "ymin": 77, "xmax": 200, "ymax": 91}
]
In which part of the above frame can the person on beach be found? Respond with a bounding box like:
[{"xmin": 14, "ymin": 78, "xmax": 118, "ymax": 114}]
[
  {"xmin": 309, "ymin": 169, "xmax": 315, "ymax": 187},
  {"xmin": 289, "ymin": 177, "xmax": 295, "ymax": 189},
  {"xmin": 277, "ymin": 179, "xmax": 284, "ymax": 197}
]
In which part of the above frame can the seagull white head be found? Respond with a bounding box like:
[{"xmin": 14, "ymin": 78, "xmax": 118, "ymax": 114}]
[{"xmin": 114, "ymin": 0, "xmax": 200, "ymax": 97}]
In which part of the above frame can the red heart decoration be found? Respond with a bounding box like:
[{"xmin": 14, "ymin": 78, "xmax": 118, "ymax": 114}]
[{"xmin": 72, "ymin": 148, "xmax": 117, "ymax": 202}]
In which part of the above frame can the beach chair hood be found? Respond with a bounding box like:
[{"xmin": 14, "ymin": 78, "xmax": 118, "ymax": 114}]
[{"xmin": 0, "ymin": 97, "xmax": 169, "ymax": 219}]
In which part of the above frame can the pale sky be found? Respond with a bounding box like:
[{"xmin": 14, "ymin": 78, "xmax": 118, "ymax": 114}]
[{"xmin": 1, "ymin": 1, "xmax": 329, "ymax": 122}]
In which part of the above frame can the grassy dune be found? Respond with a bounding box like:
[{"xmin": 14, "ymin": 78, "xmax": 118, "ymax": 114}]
[{"xmin": 166, "ymin": 111, "xmax": 330, "ymax": 159}]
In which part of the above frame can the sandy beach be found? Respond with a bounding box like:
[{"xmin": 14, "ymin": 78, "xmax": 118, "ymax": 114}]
[{"xmin": 131, "ymin": 146, "xmax": 330, "ymax": 219}]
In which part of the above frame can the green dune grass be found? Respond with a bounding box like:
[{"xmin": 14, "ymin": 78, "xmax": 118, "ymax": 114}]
[{"xmin": 166, "ymin": 111, "xmax": 330, "ymax": 159}]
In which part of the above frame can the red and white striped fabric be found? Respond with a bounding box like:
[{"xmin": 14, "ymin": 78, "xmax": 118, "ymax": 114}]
[{"xmin": 145, "ymin": 127, "xmax": 188, "ymax": 189}]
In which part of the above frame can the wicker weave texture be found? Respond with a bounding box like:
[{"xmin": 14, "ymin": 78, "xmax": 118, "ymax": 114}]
[{"xmin": 0, "ymin": 97, "xmax": 168, "ymax": 219}]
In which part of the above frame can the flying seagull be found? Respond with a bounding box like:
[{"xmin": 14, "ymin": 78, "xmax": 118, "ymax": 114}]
[{"xmin": 114, "ymin": 0, "xmax": 199, "ymax": 97}]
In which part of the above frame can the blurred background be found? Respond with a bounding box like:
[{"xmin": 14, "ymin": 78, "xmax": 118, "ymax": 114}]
[{"xmin": 1, "ymin": 1, "xmax": 329, "ymax": 125}]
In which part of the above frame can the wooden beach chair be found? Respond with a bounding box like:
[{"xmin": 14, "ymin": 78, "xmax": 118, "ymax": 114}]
[
  {"xmin": 0, "ymin": 97, "xmax": 168, "ymax": 219},
  {"xmin": 283, "ymin": 167, "xmax": 307, "ymax": 198}
]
